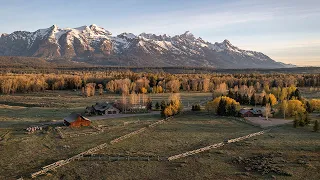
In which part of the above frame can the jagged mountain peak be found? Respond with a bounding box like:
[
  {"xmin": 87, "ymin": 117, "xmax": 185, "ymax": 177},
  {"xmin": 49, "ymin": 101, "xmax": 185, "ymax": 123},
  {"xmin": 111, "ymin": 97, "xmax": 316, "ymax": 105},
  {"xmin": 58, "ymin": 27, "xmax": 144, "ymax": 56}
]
[
  {"xmin": 50, "ymin": 24, "xmax": 59, "ymax": 30},
  {"xmin": 90, "ymin": 24, "xmax": 99, "ymax": 28},
  {"xmin": 222, "ymin": 39, "xmax": 232, "ymax": 46},
  {"xmin": 0, "ymin": 33, "xmax": 7, "ymax": 37},
  {"xmin": 211, "ymin": 39, "xmax": 238, "ymax": 52},
  {"xmin": 88, "ymin": 24, "xmax": 111, "ymax": 36},
  {"xmin": 179, "ymin": 31, "xmax": 196, "ymax": 40},
  {"xmin": 0, "ymin": 24, "xmax": 294, "ymax": 68},
  {"xmin": 139, "ymin": 33, "xmax": 170, "ymax": 41},
  {"xmin": 118, "ymin": 32, "xmax": 136, "ymax": 39}
]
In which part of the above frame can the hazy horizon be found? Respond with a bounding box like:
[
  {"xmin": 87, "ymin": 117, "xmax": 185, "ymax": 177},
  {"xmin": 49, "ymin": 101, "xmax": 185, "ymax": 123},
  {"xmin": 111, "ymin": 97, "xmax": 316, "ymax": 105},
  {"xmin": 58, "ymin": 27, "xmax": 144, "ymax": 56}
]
[{"xmin": 1, "ymin": 0, "xmax": 319, "ymax": 66}]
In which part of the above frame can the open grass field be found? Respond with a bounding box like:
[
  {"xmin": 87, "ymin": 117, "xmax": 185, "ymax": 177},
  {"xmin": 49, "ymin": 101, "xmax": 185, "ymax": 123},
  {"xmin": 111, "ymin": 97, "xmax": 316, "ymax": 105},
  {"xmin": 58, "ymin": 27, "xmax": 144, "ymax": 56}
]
[
  {"xmin": 0, "ymin": 91, "xmax": 212, "ymax": 109},
  {"xmin": 0, "ymin": 114, "xmax": 159, "ymax": 179},
  {"xmin": 15, "ymin": 113, "xmax": 318, "ymax": 180},
  {"xmin": 299, "ymin": 87, "xmax": 320, "ymax": 99},
  {"xmin": 0, "ymin": 91, "xmax": 211, "ymax": 125},
  {"xmin": 0, "ymin": 91, "xmax": 211, "ymax": 179},
  {"xmin": 0, "ymin": 90, "xmax": 319, "ymax": 179}
]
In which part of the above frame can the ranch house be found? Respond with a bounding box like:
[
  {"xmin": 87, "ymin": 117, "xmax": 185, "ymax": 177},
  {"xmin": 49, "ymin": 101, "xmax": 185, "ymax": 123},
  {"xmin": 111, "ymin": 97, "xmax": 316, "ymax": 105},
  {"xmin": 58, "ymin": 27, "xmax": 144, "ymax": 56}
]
[{"xmin": 86, "ymin": 102, "xmax": 120, "ymax": 115}]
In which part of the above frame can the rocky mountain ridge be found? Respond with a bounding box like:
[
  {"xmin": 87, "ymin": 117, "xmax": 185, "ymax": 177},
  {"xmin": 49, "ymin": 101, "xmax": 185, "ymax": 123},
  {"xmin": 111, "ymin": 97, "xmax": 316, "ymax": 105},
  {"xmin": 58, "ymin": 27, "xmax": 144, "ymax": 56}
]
[{"xmin": 0, "ymin": 24, "xmax": 294, "ymax": 68}]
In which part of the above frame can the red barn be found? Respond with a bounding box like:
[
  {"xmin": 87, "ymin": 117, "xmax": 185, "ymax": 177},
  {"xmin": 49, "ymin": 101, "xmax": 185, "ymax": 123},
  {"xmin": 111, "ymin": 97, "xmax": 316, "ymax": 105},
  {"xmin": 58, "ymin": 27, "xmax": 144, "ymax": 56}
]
[{"xmin": 63, "ymin": 113, "xmax": 91, "ymax": 127}]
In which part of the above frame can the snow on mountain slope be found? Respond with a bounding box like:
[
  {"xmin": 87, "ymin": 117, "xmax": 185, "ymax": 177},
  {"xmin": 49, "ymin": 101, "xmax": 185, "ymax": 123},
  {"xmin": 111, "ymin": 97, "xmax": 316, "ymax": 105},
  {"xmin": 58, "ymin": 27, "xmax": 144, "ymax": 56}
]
[{"xmin": 0, "ymin": 25, "xmax": 294, "ymax": 68}]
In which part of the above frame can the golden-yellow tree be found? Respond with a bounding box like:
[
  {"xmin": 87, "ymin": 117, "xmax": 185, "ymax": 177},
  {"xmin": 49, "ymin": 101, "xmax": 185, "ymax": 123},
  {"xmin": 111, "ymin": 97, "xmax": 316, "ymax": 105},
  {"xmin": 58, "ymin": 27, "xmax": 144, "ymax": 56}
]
[
  {"xmin": 287, "ymin": 100, "xmax": 306, "ymax": 117},
  {"xmin": 310, "ymin": 99, "xmax": 320, "ymax": 112},
  {"xmin": 206, "ymin": 96, "xmax": 240, "ymax": 113},
  {"xmin": 162, "ymin": 93, "xmax": 182, "ymax": 117},
  {"xmin": 268, "ymin": 93, "xmax": 277, "ymax": 106}
]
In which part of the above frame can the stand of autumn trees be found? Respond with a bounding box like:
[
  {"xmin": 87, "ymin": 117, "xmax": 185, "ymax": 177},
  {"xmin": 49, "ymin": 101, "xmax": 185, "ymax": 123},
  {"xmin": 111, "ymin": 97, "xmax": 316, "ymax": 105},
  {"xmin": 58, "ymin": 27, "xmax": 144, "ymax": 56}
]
[
  {"xmin": 0, "ymin": 71, "xmax": 319, "ymax": 94},
  {"xmin": 205, "ymin": 81, "xmax": 319, "ymax": 127},
  {"xmin": 161, "ymin": 93, "xmax": 183, "ymax": 117},
  {"xmin": 0, "ymin": 71, "xmax": 319, "ymax": 114},
  {"xmin": 205, "ymin": 96, "xmax": 240, "ymax": 116}
]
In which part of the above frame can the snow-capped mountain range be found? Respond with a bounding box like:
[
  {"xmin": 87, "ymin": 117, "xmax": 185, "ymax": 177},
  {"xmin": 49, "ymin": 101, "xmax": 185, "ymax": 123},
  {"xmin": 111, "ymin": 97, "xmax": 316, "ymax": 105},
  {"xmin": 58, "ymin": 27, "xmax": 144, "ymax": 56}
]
[{"xmin": 0, "ymin": 24, "xmax": 294, "ymax": 68}]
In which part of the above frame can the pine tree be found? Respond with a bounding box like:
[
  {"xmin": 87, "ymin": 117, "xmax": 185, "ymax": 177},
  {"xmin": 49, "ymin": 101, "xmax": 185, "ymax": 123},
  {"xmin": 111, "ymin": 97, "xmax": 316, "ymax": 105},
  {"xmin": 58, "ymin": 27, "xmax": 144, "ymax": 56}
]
[
  {"xmin": 155, "ymin": 102, "xmax": 160, "ymax": 110},
  {"xmin": 243, "ymin": 95, "xmax": 249, "ymax": 105},
  {"xmin": 298, "ymin": 113, "xmax": 305, "ymax": 127},
  {"xmin": 268, "ymin": 97, "xmax": 272, "ymax": 105},
  {"xmin": 250, "ymin": 94, "xmax": 256, "ymax": 106},
  {"xmin": 161, "ymin": 108, "xmax": 165, "ymax": 117},
  {"xmin": 227, "ymin": 90, "xmax": 234, "ymax": 99},
  {"xmin": 294, "ymin": 89, "xmax": 301, "ymax": 100},
  {"xmin": 222, "ymin": 100, "xmax": 227, "ymax": 115},
  {"xmin": 314, "ymin": 120, "xmax": 319, "ymax": 132},
  {"xmin": 228, "ymin": 103, "xmax": 237, "ymax": 116},
  {"xmin": 305, "ymin": 113, "xmax": 310, "ymax": 125},
  {"xmin": 192, "ymin": 104, "xmax": 201, "ymax": 111},
  {"xmin": 217, "ymin": 99, "xmax": 227, "ymax": 116},
  {"xmin": 217, "ymin": 99, "xmax": 223, "ymax": 115},
  {"xmin": 146, "ymin": 98, "xmax": 152, "ymax": 110},
  {"xmin": 306, "ymin": 101, "xmax": 312, "ymax": 113},
  {"xmin": 238, "ymin": 94, "xmax": 243, "ymax": 104},
  {"xmin": 160, "ymin": 100, "xmax": 166, "ymax": 110},
  {"xmin": 293, "ymin": 116, "xmax": 298, "ymax": 128}
]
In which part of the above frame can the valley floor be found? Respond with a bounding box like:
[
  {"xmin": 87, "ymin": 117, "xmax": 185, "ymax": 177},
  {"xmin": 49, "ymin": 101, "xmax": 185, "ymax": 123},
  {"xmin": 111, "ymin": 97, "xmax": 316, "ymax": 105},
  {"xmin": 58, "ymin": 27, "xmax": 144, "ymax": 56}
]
[{"xmin": 0, "ymin": 91, "xmax": 319, "ymax": 180}]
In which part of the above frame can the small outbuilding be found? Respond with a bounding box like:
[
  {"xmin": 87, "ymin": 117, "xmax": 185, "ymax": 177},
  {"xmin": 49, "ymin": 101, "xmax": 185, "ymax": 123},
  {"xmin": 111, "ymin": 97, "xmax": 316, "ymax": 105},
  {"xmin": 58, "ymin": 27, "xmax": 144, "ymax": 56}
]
[
  {"xmin": 239, "ymin": 109, "xmax": 254, "ymax": 117},
  {"xmin": 239, "ymin": 108, "xmax": 263, "ymax": 117},
  {"xmin": 64, "ymin": 113, "xmax": 91, "ymax": 127}
]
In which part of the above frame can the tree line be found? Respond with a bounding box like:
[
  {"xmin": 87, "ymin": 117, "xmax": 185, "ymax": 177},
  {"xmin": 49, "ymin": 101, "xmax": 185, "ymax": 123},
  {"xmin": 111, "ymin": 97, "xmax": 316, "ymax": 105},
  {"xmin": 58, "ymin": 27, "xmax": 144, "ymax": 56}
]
[{"xmin": 0, "ymin": 71, "xmax": 319, "ymax": 94}]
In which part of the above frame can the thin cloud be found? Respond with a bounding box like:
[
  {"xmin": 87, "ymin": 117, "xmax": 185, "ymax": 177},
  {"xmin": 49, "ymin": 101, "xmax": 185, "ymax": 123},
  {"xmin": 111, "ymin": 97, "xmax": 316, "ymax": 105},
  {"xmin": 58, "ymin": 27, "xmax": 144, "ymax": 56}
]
[{"xmin": 109, "ymin": 0, "xmax": 320, "ymax": 36}]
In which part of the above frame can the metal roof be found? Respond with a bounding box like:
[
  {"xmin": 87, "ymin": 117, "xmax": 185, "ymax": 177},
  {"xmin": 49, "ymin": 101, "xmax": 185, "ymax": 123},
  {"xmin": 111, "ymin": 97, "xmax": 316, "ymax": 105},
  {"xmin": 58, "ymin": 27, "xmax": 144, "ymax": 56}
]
[
  {"xmin": 93, "ymin": 102, "xmax": 118, "ymax": 112},
  {"xmin": 64, "ymin": 112, "xmax": 90, "ymax": 123}
]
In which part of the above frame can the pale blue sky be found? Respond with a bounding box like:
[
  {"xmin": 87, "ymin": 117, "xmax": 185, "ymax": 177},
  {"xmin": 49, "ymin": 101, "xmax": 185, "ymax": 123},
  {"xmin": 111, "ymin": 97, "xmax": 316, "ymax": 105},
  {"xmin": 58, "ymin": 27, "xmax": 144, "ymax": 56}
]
[{"xmin": 0, "ymin": 0, "xmax": 319, "ymax": 66}]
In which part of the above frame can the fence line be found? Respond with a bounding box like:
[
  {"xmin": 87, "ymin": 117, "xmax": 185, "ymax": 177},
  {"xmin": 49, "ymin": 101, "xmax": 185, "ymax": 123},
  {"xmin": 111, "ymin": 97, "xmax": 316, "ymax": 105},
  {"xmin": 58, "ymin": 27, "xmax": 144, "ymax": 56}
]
[
  {"xmin": 79, "ymin": 154, "xmax": 168, "ymax": 162},
  {"xmin": 30, "ymin": 98, "xmax": 210, "ymax": 178},
  {"xmin": 65, "ymin": 131, "xmax": 102, "ymax": 138},
  {"xmin": 0, "ymin": 130, "xmax": 10, "ymax": 141},
  {"xmin": 32, "ymin": 129, "xmax": 269, "ymax": 178},
  {"xmin": 31, "ymin": 141, "xmax": 110, "ymax": 178},
  {"xmin": 55, "ymin": 127, "xmax": 65, "ymax": 139},
  {"xmin": 167, "ymin": 129, "xmax": 269, "ymax": 161},
  {"xmin": 31, "ymin": 116, "xmax": 174, "ymax": 178},
  {"xmin": 91, "ymin": 125, "xmax": 104, "ymax": 131},
  {"xmin": 123, "ymin": 120, "xmax": 156, "ymax": 126},
  {"xmin": 110, "ymin": 127, "xmax": 147, "ymax": 144}
]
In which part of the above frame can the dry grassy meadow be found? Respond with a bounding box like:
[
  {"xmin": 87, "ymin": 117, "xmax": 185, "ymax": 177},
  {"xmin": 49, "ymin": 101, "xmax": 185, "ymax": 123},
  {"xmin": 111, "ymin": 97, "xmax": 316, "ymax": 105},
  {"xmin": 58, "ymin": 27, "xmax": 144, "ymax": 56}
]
[{"xmin": 0, "ymin": 90, "xmax": 319, "ymax": 180}]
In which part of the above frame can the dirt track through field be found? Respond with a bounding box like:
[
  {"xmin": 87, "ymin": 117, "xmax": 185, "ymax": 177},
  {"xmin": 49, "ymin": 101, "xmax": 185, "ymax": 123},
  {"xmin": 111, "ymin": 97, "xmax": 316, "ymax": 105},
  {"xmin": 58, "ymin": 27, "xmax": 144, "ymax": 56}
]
[{"xmin": 245, "ymin": 117, "xmax": 293, "ymax": 128}]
